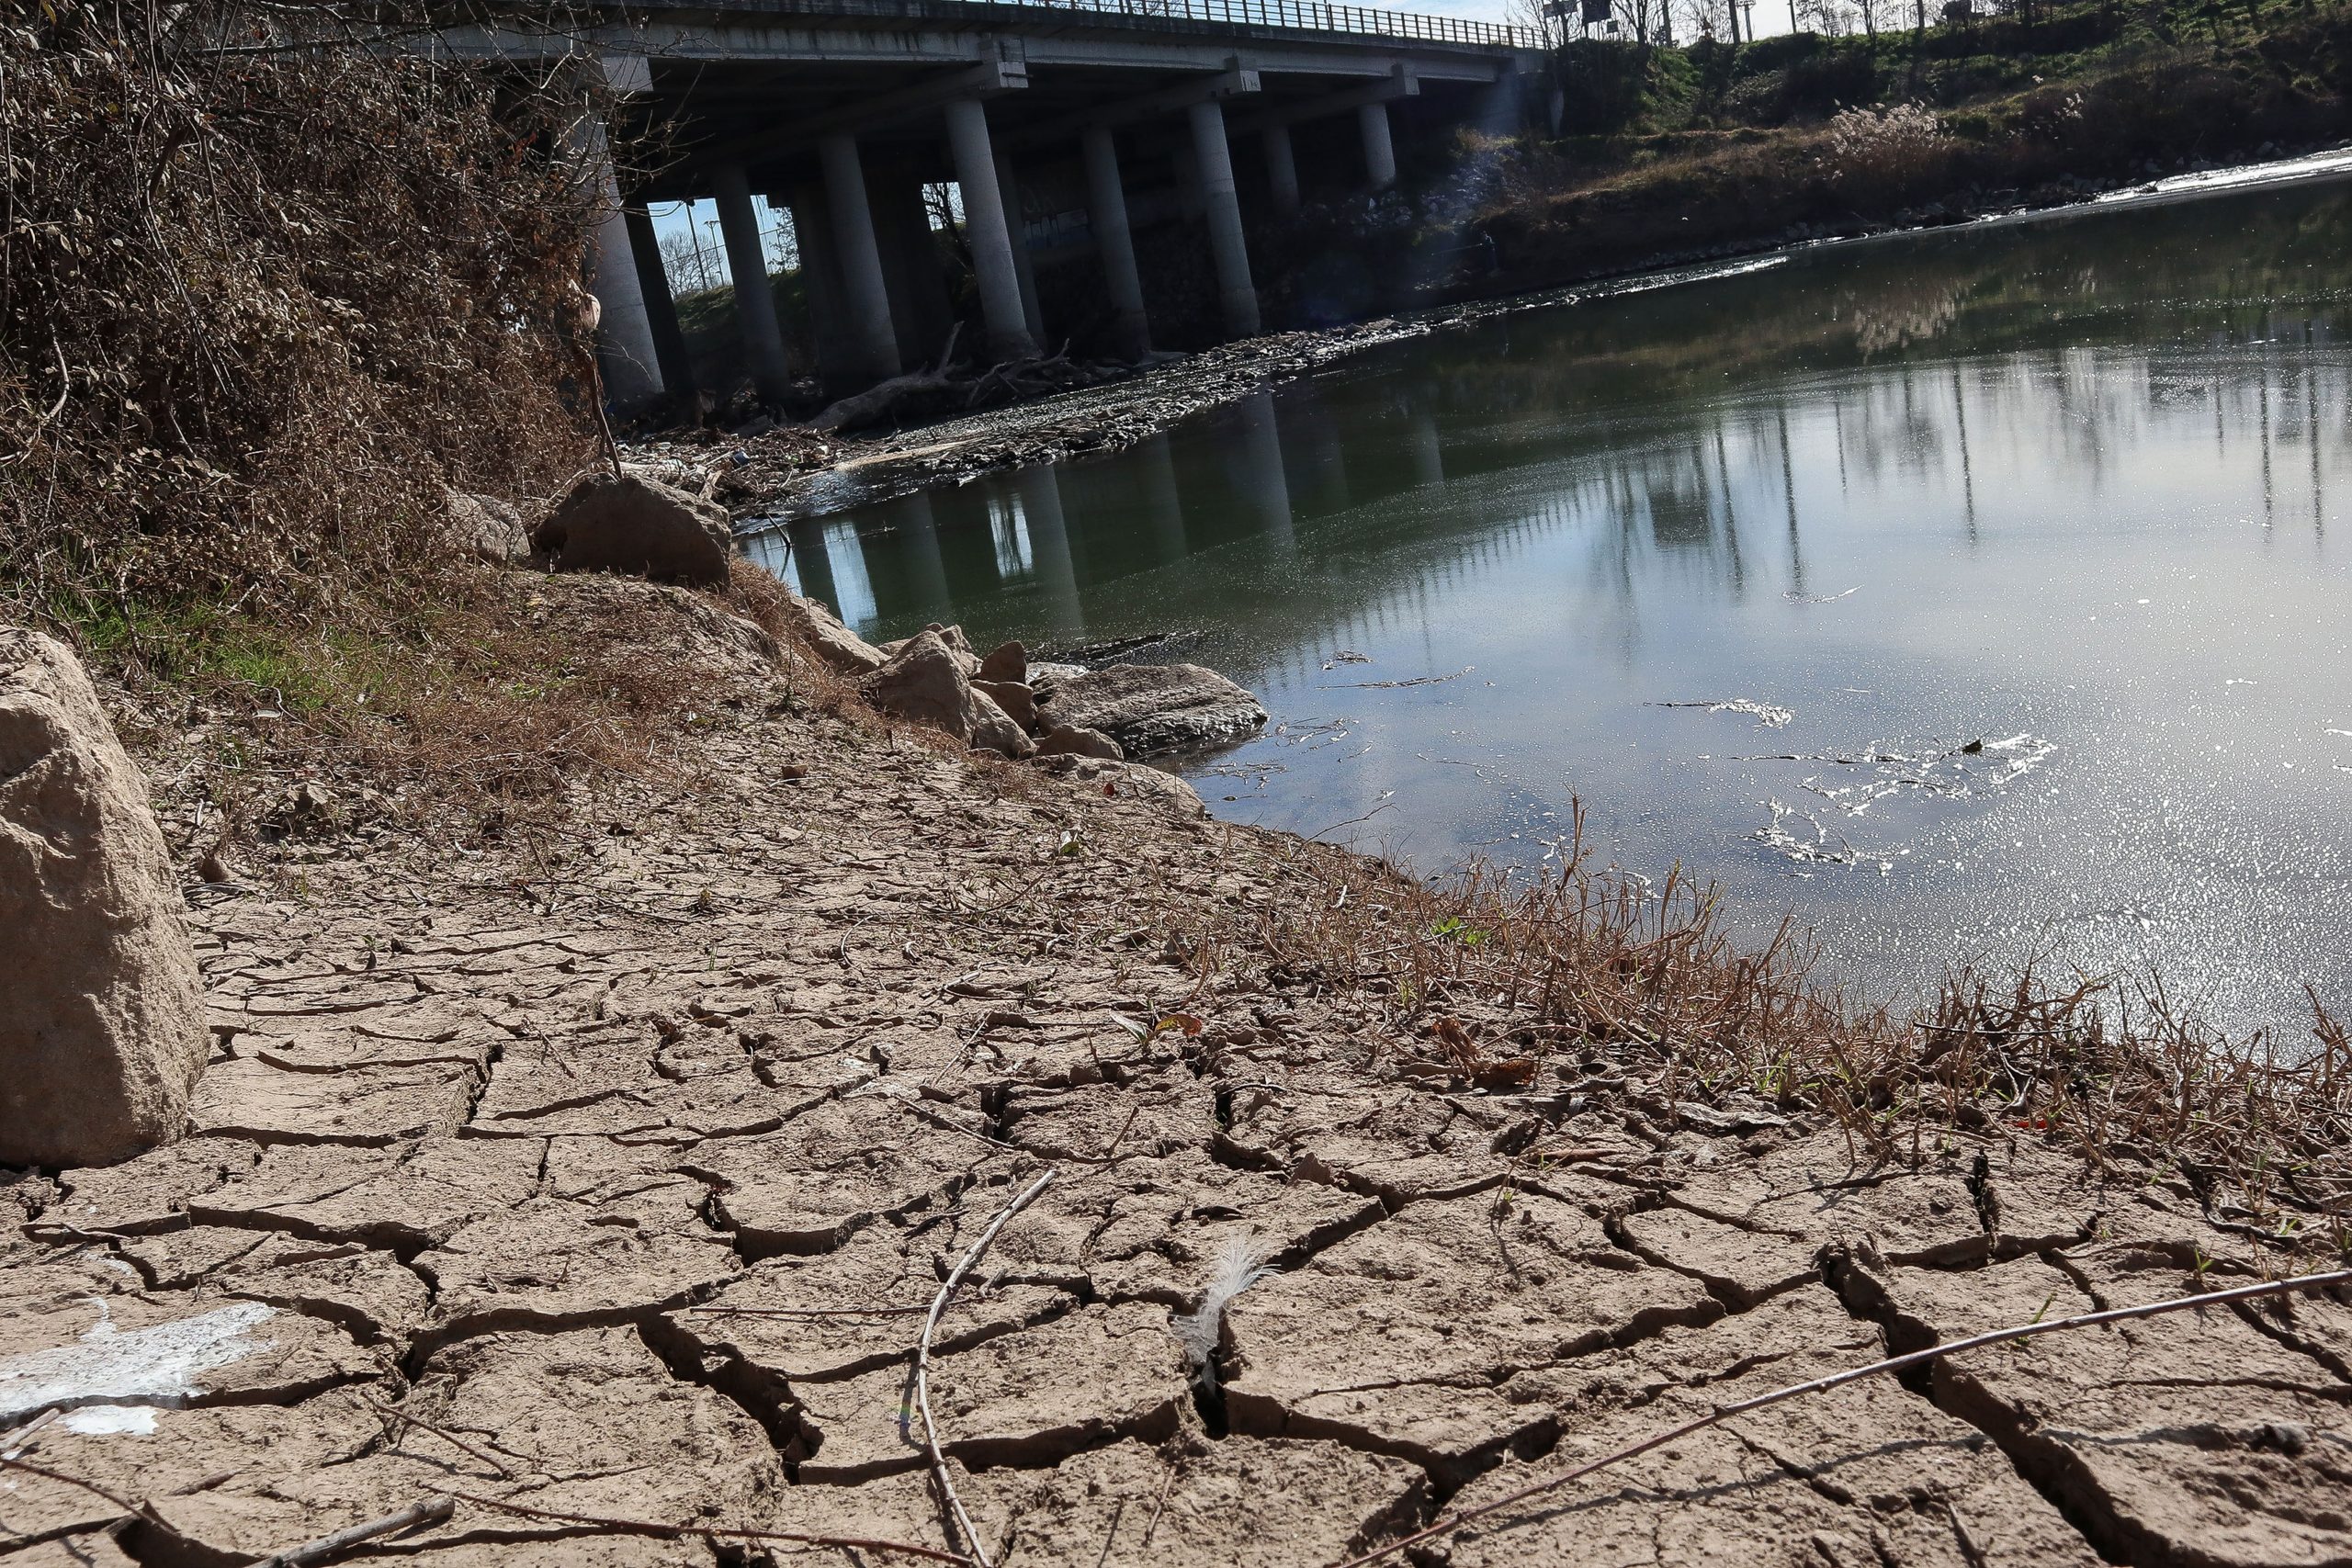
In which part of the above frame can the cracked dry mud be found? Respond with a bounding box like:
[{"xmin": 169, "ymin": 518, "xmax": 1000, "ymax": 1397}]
[{"xmin": 6, "ymin": 605, "xmax": 2352, "ymax": 1566}]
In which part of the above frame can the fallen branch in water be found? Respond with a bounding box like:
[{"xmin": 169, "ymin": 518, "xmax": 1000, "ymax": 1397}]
[
  {"xmin": 435, "ymin": 1488, "xmax": 969, "ymax": 1563},
  {"xmin": 1329, "ymin": 1265, "xmax": 2352, "ymax": 1568},
  {"xmin": 918, "ymin": 1168, "xmax": 1059, "ymax": 1568}
]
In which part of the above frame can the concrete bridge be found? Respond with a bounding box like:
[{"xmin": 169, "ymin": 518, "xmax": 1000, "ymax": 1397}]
[{"xmin": 548, "ymin": 0, "xmax": 1540, "ymax": 407}]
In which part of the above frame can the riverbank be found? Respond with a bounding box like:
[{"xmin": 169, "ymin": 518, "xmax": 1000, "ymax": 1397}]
[{"xmin": 6, "ymin": 570, "xmax": 2350, "ymax": 1566}]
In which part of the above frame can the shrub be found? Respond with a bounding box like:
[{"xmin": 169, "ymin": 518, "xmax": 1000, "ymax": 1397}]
[
  {"xmin": 1823, "ymin": 101, "xmax": 1960, "ymax": 197},
  {"xmin": 0, "ymin": 1, "xmax": 602, "ymax": 636}
]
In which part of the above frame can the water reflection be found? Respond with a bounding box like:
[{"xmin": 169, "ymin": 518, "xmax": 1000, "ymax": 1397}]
[{"xmin": 746, "ymin": 179, "xmax": 2352, "ymax": 1031}]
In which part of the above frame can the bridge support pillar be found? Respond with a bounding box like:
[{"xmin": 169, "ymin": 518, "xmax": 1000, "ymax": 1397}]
[
  {"xmin": 623, "ymin": 204, "xmax": 695, "ymax": 402},
  {"xmin": 1262, "ymin": 123, "xmax": 1301, "ymax": 217},
  {"xmin": 581, "ymin": 115, "xmax": 663, "ymax": 410},
  {"xmin": 871, "ymin": 169, "xmax": 954, "ymax": 367},
  {"xmin": 1080, "ymin": 126, "xmax": 1151, "ymax": 361},
  {"xmin": 995, "ymin": 152, "xmax": 1047, "ymax": 349},
  {"xmin": 1359, "ymin": 101, "xmax": 1397, "ymax": 191},
  {"xmin": 1187, "ymin": 97, "xmax": 1260, "ymax": 340},
  {"xmin": 818, "ymin": 130, "xmax": 904, "ymax": 385},
  {"xmin": 786, "ymin": 188, "xmax": 858, "ymax": 398},
  {"xmin": 711, "ymin": 164, "xmax": 792, "ymax": 402},
  {"xmin": 943, "ymin": 97, "xmax": 1040, "ymax": 363}
]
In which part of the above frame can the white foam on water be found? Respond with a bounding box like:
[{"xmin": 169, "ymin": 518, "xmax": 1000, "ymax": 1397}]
[{"xmin": 0, "ymin": 1298, "xmax": 277, "ymax": 1438}]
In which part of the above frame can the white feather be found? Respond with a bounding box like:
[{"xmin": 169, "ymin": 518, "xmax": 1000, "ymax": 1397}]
[{"xmin": 1174, "ymin": 1230, "xmax": 1278, "ymax": 1388}]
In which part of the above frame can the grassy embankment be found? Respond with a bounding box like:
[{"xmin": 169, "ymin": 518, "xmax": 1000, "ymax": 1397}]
[{"xmin": 1479, "ymin": 0, "xmax": 2352, "ymax": 288}]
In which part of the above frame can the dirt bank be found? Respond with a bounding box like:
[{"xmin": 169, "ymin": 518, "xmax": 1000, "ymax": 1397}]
[{"xmin": 5, "ymin": 575, "xmax": 2347, "ymax": 1567}]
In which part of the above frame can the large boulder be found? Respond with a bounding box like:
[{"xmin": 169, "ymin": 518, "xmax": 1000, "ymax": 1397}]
[
  {"xmin": 972, "ymin": 678, "xmax": 1039, "ymax": 734},
  {"xmin": 1036, "ymin": 724, "xmax": 1125, "ymax": 761},
  {"xmin": 970, "ymin": 691, "xmax": 1036, "ymax": 760},
  {"xmin": 0, "ymin": 629, "xmax": 208, "ymax": 1168},
  {"xmin": 779, "ymin": 593, "xmax": 886, "ymax": 675},
  {"xmin": 878, "ymin": 623, "xmax": 980, "ymax": 675},
  {"xmin": 860, "ymin": 629, "xmax": 976, "ymax": 736},
  {"xmin": 530, "ymin": 470, "xmax": 731, "ymax": 587},
  {"xmin": 1036, "ymin": 662, "xmax": 1267, "ymax": 758},
  {"xmin": 862, "ymin": 632, "xmax": 1034, "ymax": 760},
  {"xmin": 976, "ymin": 640, "xmax": 1027, "ymax": 684}
]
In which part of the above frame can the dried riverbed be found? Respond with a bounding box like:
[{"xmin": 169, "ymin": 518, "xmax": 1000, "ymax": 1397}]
[{"xmin": 5, "ymin": 578, "xmax": 2348, "ymax": 1566}]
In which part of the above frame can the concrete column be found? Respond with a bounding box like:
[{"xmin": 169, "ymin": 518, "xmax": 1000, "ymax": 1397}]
[
  {"xmin": 884, "ymin": 179, "xmax": 956, "ymax": 362},
  {"xmin": 786, "ymin": 189, "xmax": 859, "ymax": 397},
  {"xmin": 711, "ymin": 164, "xmax": 791, "ymax": 402},
  {"xmin": 995, "ymin": 152, "xmax": 1046, "ymax": 349},
  {"xmin": 1080, "ymin": 126, "xmax": 1150, "ymax": 361},
  {"xmin": 942, "ymin": 97, "xmax": 1039, "ymax": 363},
  {"xmin": 1262, "ymin": 123, "xmax": 1301, "ymax": 216},
  {"xmin": 818, "ymin": 130, "xmax": 902, "ymax": 383},
  {"xmin": 1359, "ymin": 101, "xmax": 1397, "ymax": 191},
  {"xmin": 580, "ymin": 113, "xmax": 663, "ymax": 409},
  {"xmin": 623, "ymin": 205, "xmax": 696, "ymax": 401},
  {"xmin": 868, "ymin": 169, "xmax": 936, "ymax": 367},
  {"xmin": 1187, "ymin": 98, "xmax": 1260, "ymax": 340},
  {"xmin": 1173, "ymin": 143, "xmax": 1205, "ymax": 218}
]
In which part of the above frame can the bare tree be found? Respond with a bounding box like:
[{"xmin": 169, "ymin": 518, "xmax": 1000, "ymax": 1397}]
[
  {"xmin": 658, "ymin": 225, "xmax": 721, "ymax": 296},
  {"xmin": 1679, "ymin": 0, "xmax": 1738, "ymax": 39}
]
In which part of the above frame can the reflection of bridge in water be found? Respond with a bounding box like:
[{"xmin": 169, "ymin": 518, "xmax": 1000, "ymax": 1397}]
[{"xmin": 750, "ymin": 309, "xmax": 2350, "ymax": 693}]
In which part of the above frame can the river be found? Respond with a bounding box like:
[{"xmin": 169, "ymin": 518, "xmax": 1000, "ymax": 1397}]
[{"xmin": 748, "ymin": 175, "xmax": 2352, "ymax": 1034}]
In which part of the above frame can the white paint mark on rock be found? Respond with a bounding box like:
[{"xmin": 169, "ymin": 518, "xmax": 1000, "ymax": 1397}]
[{"xmin": 0, "ymin": 1299, "xmax": 277, "ymax": 1437}]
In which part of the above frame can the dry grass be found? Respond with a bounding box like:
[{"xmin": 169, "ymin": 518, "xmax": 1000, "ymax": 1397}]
[{"xmin": 1224, "ymin": 809, "xmax": 2352, "ymax": 1253}]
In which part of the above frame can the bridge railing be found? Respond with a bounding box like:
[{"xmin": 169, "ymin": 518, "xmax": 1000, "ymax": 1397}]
[
  {"xmin": 726, "ymin": 0, "xmax": 1543, "ymax": 47},
  {"xmin": 1011, "ymin": 0, "xmax": 1538, "ymax": 46}
]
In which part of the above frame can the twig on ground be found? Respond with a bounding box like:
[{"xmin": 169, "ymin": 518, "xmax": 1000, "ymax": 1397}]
[
  {"xmin": 684, "ymin": 1303, "xmax": 932, "ymax": 1317},
  {"xmin": 2, "ymin": 1408, "xmax": 60, "ymax": 1458},
  {"xmin": 346, "ymin": 1388, "xmax": 516, "ymax": 1478},
  {"xmin": 435, "ymin": 1488, "xmax": 968, "ymax": 1563},
  {"xmin": 1099, "ymin": 1102, "xmax": 1142, "ymax": 1161},
  {"xmin": 254, "ymin": 1495, "xmax": 455, "ymax": 1567},
  {"xmin": 0, "ymin": 1449, "xmax": 139, "ymax": 1512},
  {"xmin": 1137, "ymin": 1459, "xmax": 1181, "ymax": 1551},
  {"xmin": 1329, "ymin": 1266, "xmax": 2352, "ymax": 1568},
  {"xmin": 917, "ymin": 1168, "xmax": 1059, "ymax": 1568}
]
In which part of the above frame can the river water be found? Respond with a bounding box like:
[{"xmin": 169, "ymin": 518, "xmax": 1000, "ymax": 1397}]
[{"xmin": 749, "ymin": 175, "xmax": 2352, "ymax": 1033}]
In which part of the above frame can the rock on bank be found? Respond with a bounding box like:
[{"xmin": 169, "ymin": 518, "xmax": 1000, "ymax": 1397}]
[{"xmin": 0, "ymin": 629, "xmax": 207, "ymax": 1167}]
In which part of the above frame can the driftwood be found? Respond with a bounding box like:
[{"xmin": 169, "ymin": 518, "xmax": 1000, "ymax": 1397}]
[
  {"xmin": 254, "ymin": 1495, "xmax": 455, "ymax": 1567},
  {"xmin": 916, "ymin": 1168, "xmax": 1060, "ymax": 1568},
  {"xmin": 807, "ymin": 327, "xmax": 1129, "ymax": 432},
  {"xmin": 809, "ymin": 323, "xmax": 963, "ymax": 431}
]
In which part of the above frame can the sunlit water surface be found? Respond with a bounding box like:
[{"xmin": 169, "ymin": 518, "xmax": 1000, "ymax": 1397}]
[{"xmin": 750, "ymin": 179, "xmax": 2352, "ymax": 1033}]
